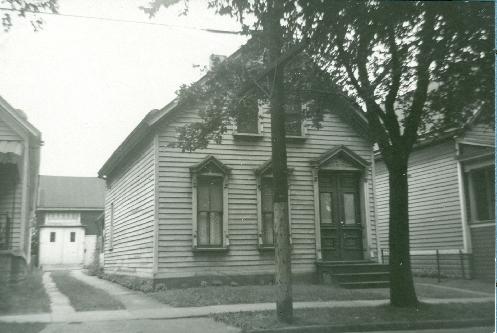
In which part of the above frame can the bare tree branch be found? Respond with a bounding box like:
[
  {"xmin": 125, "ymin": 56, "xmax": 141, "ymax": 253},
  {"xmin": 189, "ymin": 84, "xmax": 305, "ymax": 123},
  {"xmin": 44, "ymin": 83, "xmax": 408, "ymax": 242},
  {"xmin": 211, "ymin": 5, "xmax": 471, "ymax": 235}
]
[{"xmin": 403, "ymin": 9, "xmax": 437, "ymax": 151}]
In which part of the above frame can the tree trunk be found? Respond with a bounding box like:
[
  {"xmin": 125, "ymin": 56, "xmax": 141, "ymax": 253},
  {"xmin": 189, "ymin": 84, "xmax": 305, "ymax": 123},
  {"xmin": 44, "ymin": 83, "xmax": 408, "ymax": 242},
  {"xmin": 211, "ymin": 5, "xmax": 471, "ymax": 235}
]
[
  {"xmin": 270, "ymin": 67, "xmax": 293, "ymax": 322},
  {"xmin": 265, "ymin": 0, "xmax": 293, "ymax": 323},
  {"xmin": 387, "ymin": 158, "xmax": 418, "ymax": 307}
]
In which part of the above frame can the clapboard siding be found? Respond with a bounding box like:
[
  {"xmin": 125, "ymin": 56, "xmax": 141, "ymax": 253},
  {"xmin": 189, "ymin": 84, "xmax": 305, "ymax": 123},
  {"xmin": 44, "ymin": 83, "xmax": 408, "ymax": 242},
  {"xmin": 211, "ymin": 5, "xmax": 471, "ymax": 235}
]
[
  {"xmin": 462, "ymin": 123, "xmax": 494, "ymax": 146},
  {"xmin": 104, "ymin": 138, "xmax": 156, "ymax": 277},
  {"xmin": 376, "ymin": 140, "xmax": 464, "ymax": 252},
  {"xmin": 156, "ymin": 105, "xmax": 376, "ymax": 278},
  {"xmin": 0, "ymin": 118, "xmax": 20, "ymax": 140}
]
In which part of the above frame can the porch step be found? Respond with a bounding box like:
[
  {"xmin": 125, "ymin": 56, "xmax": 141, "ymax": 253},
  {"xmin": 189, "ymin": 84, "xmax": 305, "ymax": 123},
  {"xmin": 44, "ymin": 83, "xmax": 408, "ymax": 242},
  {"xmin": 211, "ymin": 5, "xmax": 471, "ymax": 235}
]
[
  {"xmin": 317, "ymin": 260, "xmax": 390, "ymax": 289},
  {"xmin": 331, "ymin": 271, "xmax": 390, "ymax": 283},
  {"xmin": 340, "ymin": 280, "xmax": 390, "ymax": 289}
]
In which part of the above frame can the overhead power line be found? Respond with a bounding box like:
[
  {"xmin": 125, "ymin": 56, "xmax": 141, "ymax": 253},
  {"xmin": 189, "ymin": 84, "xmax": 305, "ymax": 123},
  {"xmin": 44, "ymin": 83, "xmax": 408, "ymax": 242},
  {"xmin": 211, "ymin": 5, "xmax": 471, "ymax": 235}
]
[{"xmin": 0, "ymin": 7, "xmax": 243, "ymax": 35}]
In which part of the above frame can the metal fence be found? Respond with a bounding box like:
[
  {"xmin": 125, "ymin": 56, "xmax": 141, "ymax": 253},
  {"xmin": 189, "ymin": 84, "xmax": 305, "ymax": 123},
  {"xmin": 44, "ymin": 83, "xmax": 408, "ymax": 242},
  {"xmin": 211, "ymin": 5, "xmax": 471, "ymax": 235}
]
[{"xmin": 380, "ymin": 249, "xmax": 473, "ymax": 280}]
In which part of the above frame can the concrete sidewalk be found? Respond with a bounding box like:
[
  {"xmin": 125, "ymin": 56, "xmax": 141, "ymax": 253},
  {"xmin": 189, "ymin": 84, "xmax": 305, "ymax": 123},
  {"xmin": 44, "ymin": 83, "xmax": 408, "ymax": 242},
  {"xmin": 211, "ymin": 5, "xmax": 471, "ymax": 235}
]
[
  {"xmin": 38, "ymin": 318, "xmax": 240, "ymax": 333},
  {"xmin": 0, "ymin": 296, "xmax": 492, "ymax": 324}
]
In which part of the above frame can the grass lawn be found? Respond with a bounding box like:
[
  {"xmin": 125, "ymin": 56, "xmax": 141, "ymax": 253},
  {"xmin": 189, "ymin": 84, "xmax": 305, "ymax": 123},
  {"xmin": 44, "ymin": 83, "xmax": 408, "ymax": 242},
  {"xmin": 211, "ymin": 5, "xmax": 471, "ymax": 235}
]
[
  {"xmin": 149, "ymin": 281, "xmax": 487, "ymax": 307},
  {"xmin": 51, "ymin": 271, "xmax": 125, "ymax": 311},
  {"xmin": 0, "ymin": 323, "xmax": 46, "ymax": 333},
  {"xmin": 0, "ymin": 269, "xmax": 50, "ymax": 315},
  {"xmin": 213, "ymin": 302, "xmax": 494, "ymax": 332}
]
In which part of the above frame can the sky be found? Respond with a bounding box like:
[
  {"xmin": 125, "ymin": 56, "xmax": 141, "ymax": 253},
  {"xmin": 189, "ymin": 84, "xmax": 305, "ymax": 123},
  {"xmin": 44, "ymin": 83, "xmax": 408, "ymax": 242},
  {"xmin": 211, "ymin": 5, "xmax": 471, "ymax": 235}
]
[{"xmin": 0, "ymin": 0, "xmax": 247, "ymax": 177}]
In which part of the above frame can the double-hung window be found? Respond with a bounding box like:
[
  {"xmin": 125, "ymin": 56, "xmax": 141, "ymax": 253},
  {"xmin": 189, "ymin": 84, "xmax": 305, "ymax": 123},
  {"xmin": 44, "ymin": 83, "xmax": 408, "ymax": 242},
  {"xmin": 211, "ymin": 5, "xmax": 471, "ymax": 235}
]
[
  {"xmin": 197, "ymin": 176, "xmax": 223, "ymax": 246},
  {"xmin": 255, "ymin": 161, "xmax": 292, "ymax": 250},
  {"xmin": 260, "ymin": 177, "xmax": 274, "ymax": 246},
  {"xmin": 285, "ymin": 94, "xmax": 304, "ymax": 137},
  {"xmin": 191, "ymin": 156, "xmax": 230, "ymax": 251}
]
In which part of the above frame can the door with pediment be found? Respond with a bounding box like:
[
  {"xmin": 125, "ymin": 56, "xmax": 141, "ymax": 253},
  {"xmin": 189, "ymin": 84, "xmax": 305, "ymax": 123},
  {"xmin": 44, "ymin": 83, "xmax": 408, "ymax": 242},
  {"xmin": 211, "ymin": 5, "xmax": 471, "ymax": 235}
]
[{"xmin": 319, "ymin": 172, "xmax": 363, "ymax": 261}]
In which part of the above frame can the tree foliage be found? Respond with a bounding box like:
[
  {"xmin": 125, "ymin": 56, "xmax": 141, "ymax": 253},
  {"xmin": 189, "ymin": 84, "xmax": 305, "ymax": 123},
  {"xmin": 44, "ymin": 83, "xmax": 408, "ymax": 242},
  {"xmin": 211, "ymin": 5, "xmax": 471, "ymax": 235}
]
[
  {"xmin": 297, "ymin": 1, "xmax": 494, "ymax": 161},
  {"xmin": 1, "ymin": 0, "xmax": 58, "ymax": 32}
]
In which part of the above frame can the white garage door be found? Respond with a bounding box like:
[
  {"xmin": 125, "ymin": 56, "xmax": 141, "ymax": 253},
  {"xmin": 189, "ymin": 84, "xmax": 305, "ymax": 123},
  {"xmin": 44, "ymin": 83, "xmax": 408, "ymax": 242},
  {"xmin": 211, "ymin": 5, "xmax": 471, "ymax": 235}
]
[{"xmin": 39, "ymin": 227, "xmax": 85, "ymax": 266}]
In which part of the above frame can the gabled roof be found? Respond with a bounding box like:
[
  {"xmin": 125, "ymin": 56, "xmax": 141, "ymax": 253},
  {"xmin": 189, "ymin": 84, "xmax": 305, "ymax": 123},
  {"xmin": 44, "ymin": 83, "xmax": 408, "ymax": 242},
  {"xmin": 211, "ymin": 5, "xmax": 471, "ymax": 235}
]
[
  {"xmin": 37, "ymin": 176, "xmax": 106, "ymax": 210},
  {"xmin": 98, "ymin": 42, "xmax": 369, "ymax": 178},
  {"xmin": 0, "ymin": 95, "xmax": 41, "ymax": 142}
]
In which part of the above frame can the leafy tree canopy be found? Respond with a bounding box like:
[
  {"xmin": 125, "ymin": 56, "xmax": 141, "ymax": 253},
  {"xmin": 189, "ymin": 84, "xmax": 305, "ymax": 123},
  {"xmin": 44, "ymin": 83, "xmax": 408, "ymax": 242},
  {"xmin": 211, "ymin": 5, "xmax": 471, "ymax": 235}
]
[
  {"xmin": 296, "ymin": 1, "xmax": 494, "ymax": 162},
  {"xmin": 1, "ymin": 0, "xmax": 58, "ymax": 31}
]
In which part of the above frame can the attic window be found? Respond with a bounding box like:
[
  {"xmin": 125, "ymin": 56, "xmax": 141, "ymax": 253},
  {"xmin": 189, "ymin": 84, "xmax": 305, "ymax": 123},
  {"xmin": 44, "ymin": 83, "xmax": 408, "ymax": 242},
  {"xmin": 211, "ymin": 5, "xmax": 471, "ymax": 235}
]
[
  {"xmin": 234, "ymin": 95, "xmax": 263, "ymax": 138},
  {"xmin": 285, "ymin": 95, "xmax": 305, "ymax": 138}
]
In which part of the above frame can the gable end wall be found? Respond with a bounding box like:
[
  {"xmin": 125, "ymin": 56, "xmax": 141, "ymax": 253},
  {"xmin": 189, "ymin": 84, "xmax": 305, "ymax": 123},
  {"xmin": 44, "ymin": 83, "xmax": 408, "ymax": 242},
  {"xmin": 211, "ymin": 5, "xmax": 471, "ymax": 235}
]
[{"xmin": 156, "ymin": 105, "xmax": 376, "ymax": 279}]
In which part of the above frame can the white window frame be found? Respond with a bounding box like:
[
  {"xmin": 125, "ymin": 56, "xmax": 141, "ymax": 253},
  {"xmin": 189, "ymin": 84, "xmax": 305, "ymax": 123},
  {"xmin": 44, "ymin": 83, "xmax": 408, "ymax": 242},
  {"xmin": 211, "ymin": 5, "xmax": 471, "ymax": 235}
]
[{"xmin": 190, "ymin": 156, "xmax": 230, "ymax": 251}]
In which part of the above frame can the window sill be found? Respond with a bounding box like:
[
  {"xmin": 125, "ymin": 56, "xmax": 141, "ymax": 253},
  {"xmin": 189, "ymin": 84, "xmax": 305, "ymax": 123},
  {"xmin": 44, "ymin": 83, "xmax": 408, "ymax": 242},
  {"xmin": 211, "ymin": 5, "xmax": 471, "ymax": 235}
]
[
  {"xmin": 285, "ymin": 135, "xmax": 307, "ymax": 143},
  {"xmin": 193, "ymin": 246, "xmax": 229, "ymax": 253},
  {"xmin": 233, "ymin": 133, "xmax": 264, "ymax": 140}
]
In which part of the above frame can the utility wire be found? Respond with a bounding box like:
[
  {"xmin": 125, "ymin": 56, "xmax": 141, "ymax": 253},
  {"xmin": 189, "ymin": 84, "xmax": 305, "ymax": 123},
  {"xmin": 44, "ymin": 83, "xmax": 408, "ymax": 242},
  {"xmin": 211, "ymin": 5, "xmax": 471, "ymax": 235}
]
[{"xmin": 0, "ymin": 7, "xmax": 243, "ymax": 35}]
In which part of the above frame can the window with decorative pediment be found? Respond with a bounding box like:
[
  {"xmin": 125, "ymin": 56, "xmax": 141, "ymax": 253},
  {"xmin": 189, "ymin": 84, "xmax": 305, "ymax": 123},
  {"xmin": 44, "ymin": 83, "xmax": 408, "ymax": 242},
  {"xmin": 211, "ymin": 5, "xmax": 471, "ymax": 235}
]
[
  {"xmin": 190, "ymin": 156, "xmax": 230, "ymax": 251},
  {"xmin": 254, "ymin": 160, "xmax": 293, "ymax": 250}
]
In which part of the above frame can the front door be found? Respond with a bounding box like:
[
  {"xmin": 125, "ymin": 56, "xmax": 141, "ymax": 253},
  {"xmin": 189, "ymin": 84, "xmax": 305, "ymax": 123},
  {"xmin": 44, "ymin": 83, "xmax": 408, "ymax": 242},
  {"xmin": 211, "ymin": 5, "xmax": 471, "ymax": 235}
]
[{"xmin": 319, "ymin": 172, "xmax": 363, "ymax": 260}]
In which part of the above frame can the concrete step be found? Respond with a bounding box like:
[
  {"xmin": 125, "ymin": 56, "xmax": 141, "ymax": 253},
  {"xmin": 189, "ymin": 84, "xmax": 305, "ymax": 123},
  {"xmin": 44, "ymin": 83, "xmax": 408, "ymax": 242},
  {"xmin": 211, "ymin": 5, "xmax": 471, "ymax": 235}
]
[
  {"xmin": 331, "ymin": 271, "xmax": 390, "ymax": 283},
  {"xmin": 340, "ymin": 280, "xmax": 390, "ymax": 289},
  {"xmin": 317, "ymin": 260, "xmax": 390, "ymax": 289},
  {"xmin": 318, "ymin": 263, "xmax": 390, "ymax": 274}
]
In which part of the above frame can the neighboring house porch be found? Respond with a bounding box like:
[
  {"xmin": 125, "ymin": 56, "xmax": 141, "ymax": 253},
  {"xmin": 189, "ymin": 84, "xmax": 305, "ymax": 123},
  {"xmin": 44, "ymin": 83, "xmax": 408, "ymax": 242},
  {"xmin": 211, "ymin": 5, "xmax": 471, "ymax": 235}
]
[{"xmin": 0, "ymin": 96, "xmax": 41, "ymax": 282}]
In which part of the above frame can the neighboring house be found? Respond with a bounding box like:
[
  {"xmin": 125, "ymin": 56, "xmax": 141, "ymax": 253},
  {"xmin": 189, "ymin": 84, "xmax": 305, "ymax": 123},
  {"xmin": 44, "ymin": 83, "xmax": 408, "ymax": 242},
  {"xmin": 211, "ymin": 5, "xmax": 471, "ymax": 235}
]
[
  {"xmin": 97, "ymin": 52, "xmax": 388, "ymax": 288},
  {"xmin": 375, "ymin": 112, "xmax": 495, "ymax": 280},
  {"xmin": 0, "ymin": 96, "xmax": 41, "ymax": 282},
  {"xmin": 37, "ymin": 176, "xmax": 105, "ymax": 270}
]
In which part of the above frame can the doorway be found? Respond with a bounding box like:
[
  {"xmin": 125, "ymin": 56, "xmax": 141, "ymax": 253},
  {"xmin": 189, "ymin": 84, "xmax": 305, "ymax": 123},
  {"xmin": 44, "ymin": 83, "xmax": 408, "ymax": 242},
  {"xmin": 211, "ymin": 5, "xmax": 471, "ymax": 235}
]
[{"xmin": 319, "ymin": 172, "xmax": 363, "ymax": 261}]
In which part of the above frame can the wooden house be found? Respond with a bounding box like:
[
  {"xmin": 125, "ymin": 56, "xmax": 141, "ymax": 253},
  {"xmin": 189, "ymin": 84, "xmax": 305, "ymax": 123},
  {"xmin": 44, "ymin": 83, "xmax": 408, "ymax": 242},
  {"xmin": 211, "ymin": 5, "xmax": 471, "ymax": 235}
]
[
  {"xmin": 0, "ymin": 96, "xmax": 41, "ymax": 282},
  {"xmin": 36, "ymin": 176, "xmax": 105, "ymax": 270},
  {"xmin": 97, "ymin": 53, "xmax": 389, "ymax": 288},
  {"xmin": 375, "ymin": 112, "xmax": 495, "ymax": 280}
]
